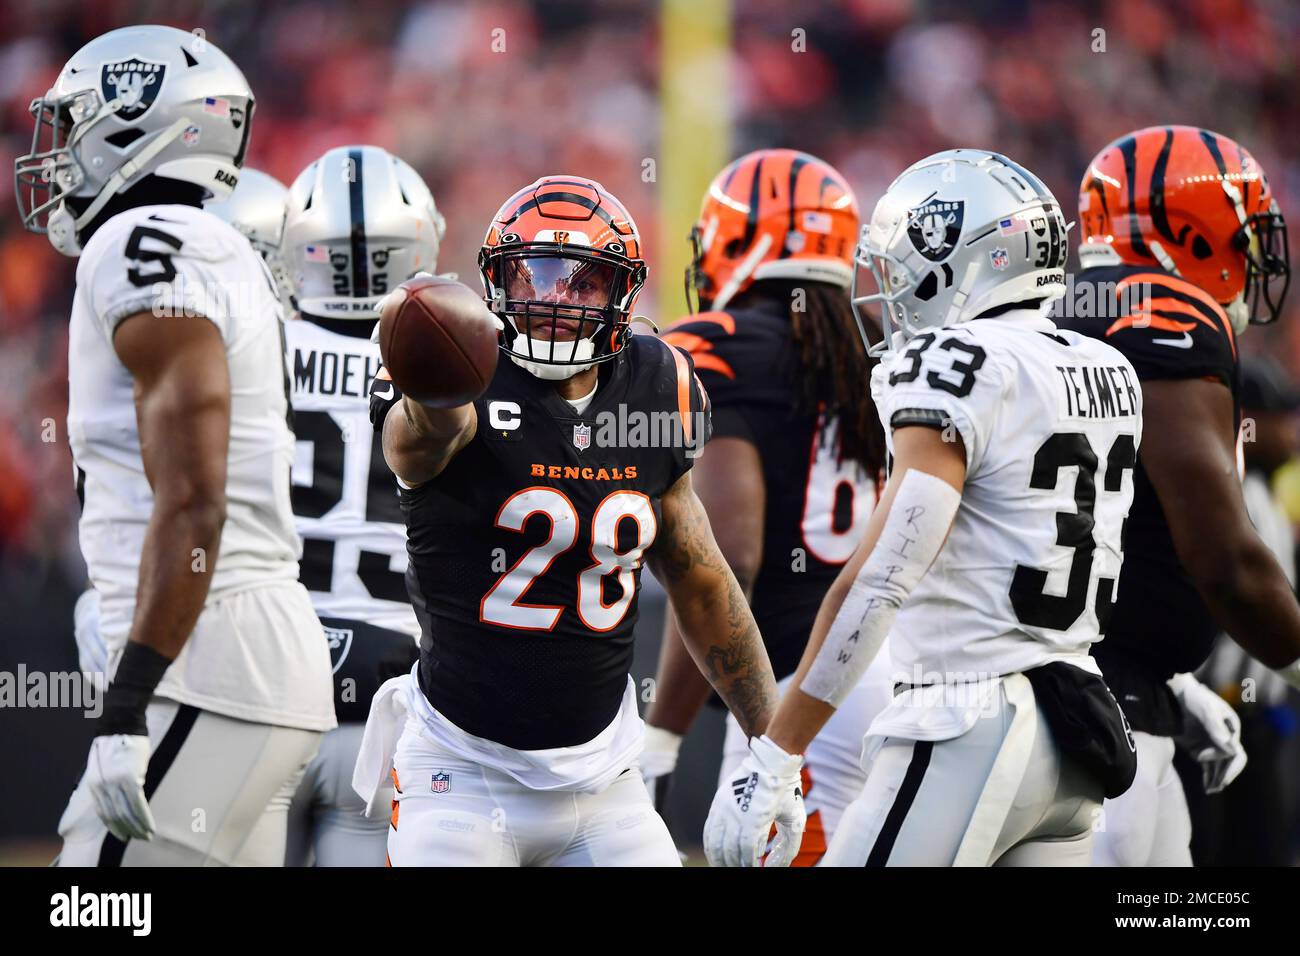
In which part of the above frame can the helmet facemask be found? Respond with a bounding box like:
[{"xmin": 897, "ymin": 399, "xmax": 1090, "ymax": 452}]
[
  {"xmin": 851, "ymin": 222, "xmax": 927, "ymax": 357},
  {"xmin": 1236, "ymin": 201, "xmax": 1290, "ymax": 327},
  {"xmin": 481, "ymin": 240, "xmax": 645, "ymax": 380},
  {"xmin": 683, "ymin": 223, "xmax": 711, "ymax": 315},
  {"xmin": 15, "ymin": 89, "xmax": 106, "ymax": 238}
]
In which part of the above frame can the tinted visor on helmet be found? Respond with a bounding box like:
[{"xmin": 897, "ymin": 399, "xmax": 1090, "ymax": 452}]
[
  {"xmin": 14, "ymin": 89, "xmax": 100, "ymax": 232},
  {"xmin": 1238, "ymin": 203, "xmax": 1290, "ymax": 325},
  {"xmin": 495, "ymin": 250, "xmax": 629, "ymax": 365}
]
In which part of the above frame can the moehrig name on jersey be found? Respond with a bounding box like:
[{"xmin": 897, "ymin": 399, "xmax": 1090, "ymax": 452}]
[
  {"xmin": 294, "ymin": 346, "xmax": 384, "ymax": 398},
  {"xmin": 1055, "ymin": 363, "xmax": 1139, "ymax": 419}
]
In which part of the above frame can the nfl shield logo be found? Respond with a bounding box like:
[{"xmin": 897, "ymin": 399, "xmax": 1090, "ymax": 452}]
[
  {"xmin": 573, "ymin": 423, "xmax": 592, "ymax": 450},
  {"xmin": 431, "ymin": 772, "xmax": 452, "ymax": 794},
  {"xmin": 990, "ymin": 248, "xmax": 1010, "ymax": 270},
  {"xmin": 100, "ymin": 57, "xmax": 167, "ymax": 123}
]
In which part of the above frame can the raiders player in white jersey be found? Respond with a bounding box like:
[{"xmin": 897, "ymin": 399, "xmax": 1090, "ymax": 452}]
[
  {"xmin": 62, "ymin": 170, "xmax": 304, "ymax": 684},
  {"xmin": 271, "ymin": 146, "xmax": 443, "ymax": 865},
  {"xmin": 15, "ymin": 25, "xmax": 335, "ymax": 865},
  {"xmin": 704, "ymin": 150, "xmax": 1143, "ymax": 867}
]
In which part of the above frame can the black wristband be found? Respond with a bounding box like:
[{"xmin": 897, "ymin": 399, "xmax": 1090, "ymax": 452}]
[{"xmin": 99, "ymin": 642, "xmax": 173, "ymax": 737}]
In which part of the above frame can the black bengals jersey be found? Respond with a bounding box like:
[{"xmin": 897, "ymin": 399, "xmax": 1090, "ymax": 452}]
[
  {"xmin": 1054, "ymin": 263, "xmax": 1240, "ymax": 734},
  {"xmin": 400, "ymin": 334, "xmax": 709, "ymax": 750},
  {"xmin": 662, "ymin": 298, "xmax": 877, "ymax": 684}
]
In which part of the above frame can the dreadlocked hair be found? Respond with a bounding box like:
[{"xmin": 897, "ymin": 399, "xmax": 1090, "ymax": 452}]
[{"xmin": 740, "ymin": 279, "xmax": 885, "ymax": 476}]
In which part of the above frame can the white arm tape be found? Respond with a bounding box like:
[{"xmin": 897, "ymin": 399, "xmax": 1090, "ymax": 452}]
[{"xmin": 802, "ymin": 469, "xmax": 961, "ymax": 708}]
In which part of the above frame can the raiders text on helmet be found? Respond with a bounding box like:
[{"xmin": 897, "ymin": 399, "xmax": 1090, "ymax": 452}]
[
  {"xmin": 282, "ymin": 145, "xmax": 445, "ymax": 320},
  {"xmin": 15, "ymin": 24, "xmax": 254, "ymax": 256},
  {"xmin": 853, "ymin": 149, "xmax": 1069, "ymax": 350}
]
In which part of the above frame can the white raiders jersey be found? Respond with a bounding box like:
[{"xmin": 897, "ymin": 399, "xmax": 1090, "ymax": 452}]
[
  {"xmin": 285, "ymin": 317, "xmax": 418, "ymax": 637},
  {"xmin": 874, "ymin": 310, "xmax": 1142, "ymax": 681},
  {"xmin": 69, "ymin": 204, "xmax": 335, "ymax": 731}
]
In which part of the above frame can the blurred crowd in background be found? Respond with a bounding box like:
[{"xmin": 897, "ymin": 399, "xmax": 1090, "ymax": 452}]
[{"xmin": 1, "ymin": 0, "xmax": 1299, "ymax": 854}]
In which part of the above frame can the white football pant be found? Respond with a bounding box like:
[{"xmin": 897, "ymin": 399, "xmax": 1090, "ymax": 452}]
[
  {"xmin": 387, "ymin": 722, "xmax": 679, "ymax": 867},
  {"xmin": 1091, "ymin": 731, "xmax": 1192, "ymax": 866},
  {"xmin": 823, "ymin": 677, "xmax": 1103, "ymax": 866},
  {"xmin": 57, "ymin": 698, "xmax": 320, "ymax": 866},
  {"xmin": 286, "ymin": 722, "xmax": 387, "ymax": 866}
]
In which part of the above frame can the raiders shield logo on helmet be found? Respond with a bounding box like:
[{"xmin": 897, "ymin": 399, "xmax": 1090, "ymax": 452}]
[
  {"xmin": 907, "ymin": 199, "xmax": 964, "ymax": 262},
  {"xmin": 101, "ymin": 57, "xmax": 167, "ymax": 123}
]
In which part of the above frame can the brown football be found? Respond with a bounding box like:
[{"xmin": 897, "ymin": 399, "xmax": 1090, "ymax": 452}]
[{"xmin": 377, "ymin": 275, "xmax": 499, "ymax": 408}]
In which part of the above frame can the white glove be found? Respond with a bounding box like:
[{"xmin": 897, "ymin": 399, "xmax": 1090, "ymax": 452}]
[
  {"xmin": 639, "ymin": 726, "xmax": 682, "ymax": 810},
  {"xmin": 86, "ymin": 734, "xmax": 155, "ymax": 842},
  {"xmin": 1169, "ymin": 673, "xmax": 1246, "ymax": 794},
  {"xmin": 704, "ymin": 735, "xmax": 805, "ymax": 868}
]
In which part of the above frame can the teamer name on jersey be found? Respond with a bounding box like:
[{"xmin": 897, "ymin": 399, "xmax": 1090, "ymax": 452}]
[{"xmin": 1054, "ymin": 363, "xmax": 1139, "ymax": 420}]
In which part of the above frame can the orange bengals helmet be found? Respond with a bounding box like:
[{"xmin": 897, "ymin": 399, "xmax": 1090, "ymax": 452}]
[
  {"xmin": 479, "ymin": 175, "xmax": 647, "ymax": 379},
  {"xmin": 685, "ymin": 149, "xmax": 859, "ymax": 313},
  {"xmin": 1079, "ymin": 126, "xmax": 1289, "ymax": 331}
]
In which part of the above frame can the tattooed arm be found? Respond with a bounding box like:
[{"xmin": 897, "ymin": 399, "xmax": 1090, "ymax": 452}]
[{"xmin": 647, "ymin": 470, "xmax": 778, "ymax": 738}]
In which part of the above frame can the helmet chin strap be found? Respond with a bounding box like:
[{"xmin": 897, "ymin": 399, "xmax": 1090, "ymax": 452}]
[
  {"xmin": 711, "ymin": 233, "xmax": 772, "ymax": 311},
  {"xmin": 1225, "ymin": 295, "xmax": 1250, "ymax": 336},
  {"xmin": 48, "ymin": 116, "xmax": 190, "ymax": 255},
  {"xmin": 1148, "ymin": 240, "xmax": 1182, "ymax": 277},
  {"xmin": 509, "ymin": 333, "xmax": 596, "ymax": 381}
]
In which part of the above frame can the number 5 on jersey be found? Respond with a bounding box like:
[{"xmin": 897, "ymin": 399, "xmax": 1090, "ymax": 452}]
[{"xmin": 481, "ymin": 488, "xmax": 657, "ymax": 632}]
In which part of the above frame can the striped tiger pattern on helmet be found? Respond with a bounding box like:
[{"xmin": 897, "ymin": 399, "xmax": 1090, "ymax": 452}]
[
  {"xmin": 687, "ymin": 149, "xmax": 860, "ymax": 312},
  {"xmin": 1078, "ymin": 126, "xmax": 1289, "ymax": 324}
]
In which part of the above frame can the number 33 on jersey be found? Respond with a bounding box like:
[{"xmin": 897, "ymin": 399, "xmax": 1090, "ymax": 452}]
[{"xmin": 874, "ymin": 314, "xmax": 1143, "ymax": 679}]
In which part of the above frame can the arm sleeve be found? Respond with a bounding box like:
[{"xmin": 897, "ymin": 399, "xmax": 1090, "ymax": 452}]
[{"xmin": 801, "ymin": 468, "xmax": 963, "ymax": 707}]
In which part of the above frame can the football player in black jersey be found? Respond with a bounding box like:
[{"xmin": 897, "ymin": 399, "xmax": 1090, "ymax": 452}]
[
  {"xmin": 360, "ymin": 175, "xmax": 780, "ymax": 866},
  {"xmin": 1055, "ymin": 126, "xmax": 1298, "ymax": 865},
  {"xmin": 639, "ymin": 150, "xmax": 886, "ymax": 864}
]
